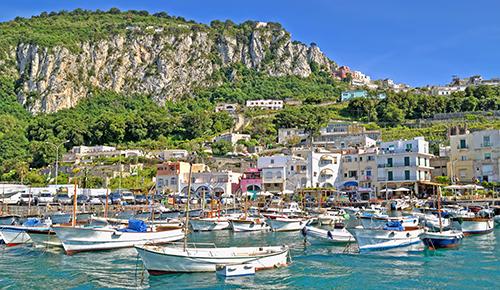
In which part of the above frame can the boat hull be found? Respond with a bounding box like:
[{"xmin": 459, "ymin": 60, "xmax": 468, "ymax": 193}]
[
  {"xmin": 189, "ymin": 219, "xmax": 230, "ymax": 231},
  {"xmin": 0, "ymin": 228, "xmax": 32, "ymax": 246},
  {"xmin": 266, "ymin": 218, "xmax": 307, "ymax": 232},
  {"xmin": 452, "ymin": 218, "xmax": 494, "ymax": 235},
  {"xmin": 230, "ymin": 219, "xmax": 269, "ymax": 232},
  {"xmin": 303, "ymin": 226, "xmax": 354, "ymax": 243},
  {"xmin": 135, "ymin": 245, "xmax": 288, "ymax": 274},
  {"xmin": 53, "ymin": 226, "xmax": 185, "ymax": 254},
  {"xmin": 421, "ymin": 231, "xmax": 463, "ymax": 249},
  {"xmin": 349, "ymin": 227, "xmax": 424, "ymax": 251}
]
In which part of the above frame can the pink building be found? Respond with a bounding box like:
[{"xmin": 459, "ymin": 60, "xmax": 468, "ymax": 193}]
[{"xmin": 239, "ymin": 168, "xmax": 262, "ymax": 193}]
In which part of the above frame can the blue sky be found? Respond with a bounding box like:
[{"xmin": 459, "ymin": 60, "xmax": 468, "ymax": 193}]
[{"xmin": 1, "ymin": 0, "xmax": 499, "ymax": 86}]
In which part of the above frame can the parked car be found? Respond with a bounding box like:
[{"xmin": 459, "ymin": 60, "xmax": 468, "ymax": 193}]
[
  {"xmin": 89, "ymin": 196, "xmax": 103, "ymax": 205},
  {"xmin": 110, "ymin": 192, "xmax": 123, "ymax": 205},
  {"xmin": 19, "ymin": 193, "xmax": 38, "ymax": 205},
  {"xmin": 38, "ymin": 192, "xmax": 54, "ymax": 206},
  {"xmin": 76, "ymin": 194, "xmax": 90, "ymax": 205},
  {"xmin": 121, "ymin": 191, "xmax": 135, "ymax": 204},
  {"xmin": 134, "ymin": 194, "xmax": 147, "ymax": 204},
  {"xmin": 54, "ymin": 193, "xmax": 72, "ymax": 205}
]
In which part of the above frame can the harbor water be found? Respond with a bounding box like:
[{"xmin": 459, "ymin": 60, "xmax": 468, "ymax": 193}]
[{"xmin": 1, "ymin": 227, "xmax": 499, "ymax": 289}]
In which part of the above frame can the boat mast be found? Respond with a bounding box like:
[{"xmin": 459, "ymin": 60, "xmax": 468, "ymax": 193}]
[
  {"xmin": 104, "ymin": 187, "xmax": 109, "ymax": 219},
  {"xmin": 72, "ymin": 178, "xmax": 78, "ymax": 227},
  {"xmin": 183, "ymin": 156, "xmax": 194, "ymax": 251},
  {"xmin": 437, "ymin": 186, "xmax": 443, "ymax": 233}
]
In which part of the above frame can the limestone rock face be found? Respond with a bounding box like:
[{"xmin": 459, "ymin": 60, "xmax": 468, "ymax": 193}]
[{"xmin": 10, "ymin": 23, "xmax": 337, "ymax": 113}]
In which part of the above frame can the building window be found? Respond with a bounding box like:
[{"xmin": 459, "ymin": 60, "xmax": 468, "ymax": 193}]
[
  {"xmin": 170, "ymin": 177, "xmax": 176, "ymax": 184},
  {"xmin": 388, "ymin": 171, "xmax": 393, "ymax": 181},
  {"xmin": 290, "ymin": 165, "xmax": 294, "ymax": 171},
  {"xmin": 404, "ymin": 170, "xmax": 410, "ymax": 180},
  {"xmin": 333, "ymin": 157, "xmax": 338, "ymax": 164},
  {"xmin": 270, "ymin": 159, "xmax": 274, "ymax": 164},
  {"xmin": 483, "ymin": 136, "xmax": 491, "ymax": 147},
  {"xmin": 387, "ymin": 158, "xmax": 393, "ymax": 167},
  {"xmin": 461, "ymin": 155, "xmax": 467, "ymax": 161},
  {"xmin": 484, "ymin": 153, "xmax": 491, "ymax": 160},
  {"xmin": 459, "ymin": 139, "xmax": 467, "ymax": 149},
  {"xmin": 459, "ymin": 169, "xmax": 466, "ymax": 179},
  {"xmin": 366, "ymin": 170, "xmax": 372, "ymax": 177},
  {"xmin": 368, "ymin": 155, "xmax": 375, "ymax": 161},
  {"xmin": 404, "ymin": 156, "xmax": 410, "ymax": 166},
  {"xmin": 359, "ymin": 157, "xmax": 363, "ymax": 161},
  {"xmin": 406, "ymin": 143, "xmax": 412, "ymax": 151},
  {"xmin": 349, "ymin": 171, "xmax": 357, "ymax": 178}
]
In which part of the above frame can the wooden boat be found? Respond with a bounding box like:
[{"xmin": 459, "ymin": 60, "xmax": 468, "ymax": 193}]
[
  {"xmin": 301, "ymin": 224, "xmax": 354, "ymax": 244},
  {"xmin": 265, "ymin": 214, "xmax": 309, "ymax": 232},
  {"xmin": 52, "ymin": 222, "xmax": 185, "ymax": 255},
  {"xmin": 420, "ymin": 230, "xmax": 463, "ymax": 249},
  {"xmin": 229, "ymin": 216, "xmax": 269, "ymax": 232},
  {"xmin": 348, "ymin": 222, "xmax": 424, "ymax": 251},
  {"xmin": 0, "ymin": 227, "xmax": 32, "ymax": 246},
  {"xmin": 451, "ymin": 216, "xmax": 494, "ymax": 235},
  {"xmin": 189, "ymin": 216, "xmax": 231, "ymax": 231},
  {"xmin": 135, "ymin": 244, "xmax": 289, "ymax": 274}
]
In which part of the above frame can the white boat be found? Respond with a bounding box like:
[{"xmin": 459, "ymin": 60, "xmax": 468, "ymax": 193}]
[
  {"xmin": 317, "ymin": 210, "xmax": 345, "ymax": 226},
  {"xmin": 348, "ymin": 223, "xmax": 424, "ymax": 251},
  {"xmin": 359, "ymin": 214, "xmax": 419, "ymax": 229},
  {"xmin": 413, "ymin": 213, "xmax": 451, "ymax": 229},
  {"xmin": 229, "ymin": 217, "xmax": 269, "ymax": 232},
  {"xmin": 190, "ymin": 218, "xmax": 230, "ymax": 231},
  {"xmin": 265, "ymin": 215, "xmax": 309, "ymax": 232},
  {"xmin": 0, "ymin": 228, "xmax": 32, "ymax": 246},
  {"xmin": 135, "ymin": 244, "xmax": 289, "ymax": 274},
  {"xmin": 302, "ymin": 225, "xmax": 354, "ymax": 243},
  {"xmin": 451, "ymin": 217, "xmax": 494, "ymax": 235},
  {"xmin": 53, "ymin": 223, "xmax": 185, "ymax": 254}
]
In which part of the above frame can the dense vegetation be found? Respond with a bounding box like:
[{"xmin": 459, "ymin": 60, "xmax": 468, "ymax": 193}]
[{"xmin": 346, "ymin": 86, "xmax": 500, "ymax": 126}]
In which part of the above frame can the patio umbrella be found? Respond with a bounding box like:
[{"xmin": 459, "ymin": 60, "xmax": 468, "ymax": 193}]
[
  {"xmin": 380, "ymin": 188, "xmax": 394, "ymax": 193},
  {"xmin": 394, "ymin": 187, "xmax": 411, "ymax": 192},
  {"xmin": 463, "ymin": 184, "xmax": 484, "ymax": 190},
  {"xmin": 444, "ymin": 185, "xmax": 463, "ymax": 190}
]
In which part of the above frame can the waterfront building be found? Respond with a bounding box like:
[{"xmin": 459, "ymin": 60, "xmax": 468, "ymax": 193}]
[
  {"xmin": 156, "ymin": 161, "xmax": 208, "ymax": 193},
  {"xmin": 375, "ymin": 137, "xmax": 434, "ymax": 197},
  {"xmin": 257, "ymin": 156, "xmax": 290, "ymax": 193},
  {"xmin": 340, "ymin": 147, "xmax": 378, "ymax": 191},
  {"xmin": 447, "ymin": 129, "xmax": 500, "ymax": 183},
  {"xmin": 238, "ymin": 168, "xmax": 262, "ymax": 194},
  {"xmin": 245, "ymin": 99, "xmax": 283, "ymax": 110}
]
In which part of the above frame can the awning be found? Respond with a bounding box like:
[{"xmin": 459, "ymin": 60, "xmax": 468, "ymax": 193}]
[
  {"xmin": 394, "ymin": 187, "xmax": 411, "ymax": 192},
  {"xmin": 463, "ymin": 184, "xmax": 484, "ymax": 190},
  {"xmin": 343, "ymin": 181, "xmax": 358, "ymax": 187},
  {"xmin": 380, "ymin": 188, "xmax": 394, "ymax": 193}
]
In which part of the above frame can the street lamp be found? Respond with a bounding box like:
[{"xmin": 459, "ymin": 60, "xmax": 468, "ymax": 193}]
[{"xmin": 46, "ymin": 140, "xmax": 70, "ymax": 187}]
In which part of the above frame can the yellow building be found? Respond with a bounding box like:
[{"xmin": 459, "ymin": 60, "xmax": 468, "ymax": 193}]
[{"xmin": 447, "ymin": 129, "xmax": 500, "ymax": 183}]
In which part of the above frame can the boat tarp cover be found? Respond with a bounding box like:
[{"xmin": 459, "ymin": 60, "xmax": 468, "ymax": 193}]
[
  {"xmin": 23, "ymin": 218, "xmax": 42, "ymax": 227},
  {"xmin": 120, "ymin": 219, "xmax": 147, "ymax": 232},
  {"xmin": 383, "ymin": 221, "xmax": 404, "ymax": 231}
]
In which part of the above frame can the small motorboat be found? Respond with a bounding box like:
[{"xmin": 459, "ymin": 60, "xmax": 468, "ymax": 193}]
[
  {"xmin": 420, "ymin": 230, "xmax": 464, "ymax": 249},
  {"xmin": 348, "ymin": 221, "xmax": 423, "ymax": 251},
  {"xmin": 359, "ymin": 213, "xmax": 419, "ymax": 229},
  {"xmin": 451, "ymin": 209, "xmax": 494, "ymax": 235},
  {"xmin": 1, "ymin": 218, "xmax": 61, "ymax": 247},
  {"xmin": 53, "ymin": 219, "xmax": 185, "ymax": 255},
  {"xmin": 229, "ymin": 216, "xmax": 269, "ymax": 232},
  {"xmin": 135, "ymin": 244, "xmax": 289, "ymax": 274},
  {"xmin": 301, "ymin": 224, "xmax": 354, "ymax": 244},
  {"xmin": 265, "ymin": 214, "xmax": 310, "ymax": 232},
  {"xmin": 0, "ymin": 227, "xmax": 32, "ymax": 246}
]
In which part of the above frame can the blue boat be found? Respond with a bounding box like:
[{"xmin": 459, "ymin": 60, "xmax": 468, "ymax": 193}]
[{"xmin": 420, "ymin": 230, "xmax": 464, "ymax": 249}]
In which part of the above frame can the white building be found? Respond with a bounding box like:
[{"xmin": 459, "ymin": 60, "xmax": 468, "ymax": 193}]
[
  {"xmin": 214, "ymin": 133, "xmax": 251, "ymax": 145},
  {"xmin": 246, "ymin": 99, "xmax": 283, "ymax": 110},
  {"xmin": 376, "ymin": 137, "xmax": 434, "ymax": 196},
  {"xmin": 351, "ymin": 70, "xmax": 371, "ymax": 86},
  {"xmin": 257, "ymin": 156, "xmax": 290, "ymax": 193},
  {"xmin": 430, "ymin": 86, "xmax": 466, "ymax": 96},
  {"xmin": 63, "ymin": 146, "xmax": 143, "ymax": 164},
  {"xmin": 306, "ymin": 149, "xmax": 342, "ymax": 188}
]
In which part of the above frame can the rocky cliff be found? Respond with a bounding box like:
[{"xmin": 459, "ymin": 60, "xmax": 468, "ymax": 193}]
[{"xmin": 1, "ymin": 14, "xmax": 337, "ymax": 113}]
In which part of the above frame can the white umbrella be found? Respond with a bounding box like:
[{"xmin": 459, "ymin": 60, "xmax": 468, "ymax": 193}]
[
  {"xmin": 394, "ymin": 187, "xmax": 411, "ymax": 192},
  {"xmin": 380, "ymin": 188, "xmax": 394, "ymax": 193},
  {"xmin": 444, "ymin": 185, "xmax": 463, "ymax": 190}
]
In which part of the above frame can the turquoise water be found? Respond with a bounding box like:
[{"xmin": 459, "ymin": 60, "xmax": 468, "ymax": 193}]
[{"xmin": 1, "ymin": 227, "xmax": 499, "ymax": 289}]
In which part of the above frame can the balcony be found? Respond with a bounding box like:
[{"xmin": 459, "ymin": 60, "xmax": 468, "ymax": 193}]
[{"xmin": 457, "ymin": 145, "xmax": 469, "ymax": 150}]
